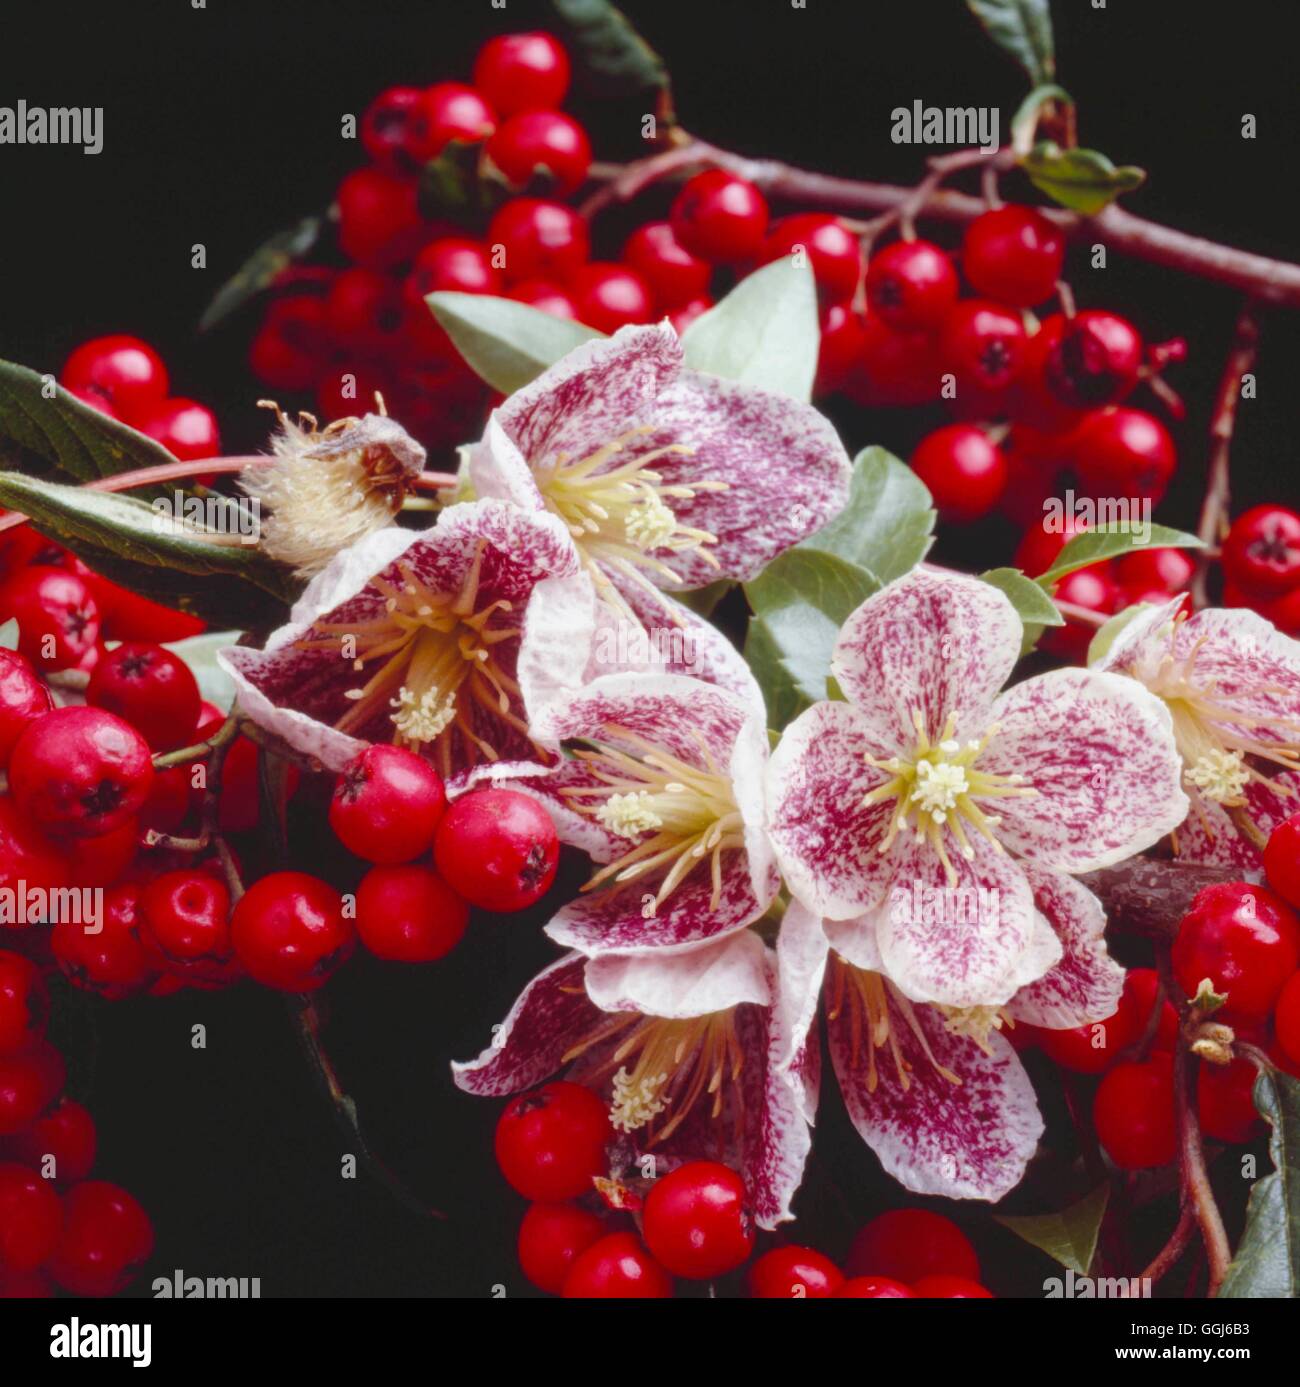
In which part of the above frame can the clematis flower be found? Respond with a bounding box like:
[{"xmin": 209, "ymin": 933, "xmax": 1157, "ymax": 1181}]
[
  {"xmin": 453, "ymin": 928, "xmax": 811, "ymax": 1228},
  {"xmin": 219, "ymin": 498, "xmax": 599, "ymax": 781},
  {"xmin": 467, "ymin": 323, "xmax": 852, "ymax": 614},
  {"xmin": 775, "ymin": 874, "xmax": 1125, "ymax": 1201},
  {"xmin": 766, "ymin": 567, "xmax": 1188, "ymax": 1013},
  {"xmin": 1092, "ymin": 597, "xmax": 1300, "ymax": 866},
  {"xmin": 508, "ymin": 671, "xmax": 779, "ymax": 957}
]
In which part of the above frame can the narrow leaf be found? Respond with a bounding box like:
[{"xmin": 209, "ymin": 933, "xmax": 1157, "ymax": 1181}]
[
  {"xmin": 966, "ymin": 0, "xmax": 1055, "ymax": 83},
  {"xmin": 200, "ymin": 214, "xmax": 324, "ymax": 332},
  {"xmin": 982, "ymin": 567, "xmax": 1065, "ymax": 628},
  {"xmin": 1040, "ymin": 523, "xmax": 1202, "ymax": 586},
  {"xmin": 994, "ymin": 1183, "xmax": 1110, "ymax": 1277},
  {"xmin": 1021, "ymin": 141, "xmax": 1146, "ymax": 216},
  {"xmin": 548, "ymin": 0, "xmax": 672, "ymax": 100},
  {"xmin": 743, "ymin": 615, "xmax": 808, "ymax": 734}
]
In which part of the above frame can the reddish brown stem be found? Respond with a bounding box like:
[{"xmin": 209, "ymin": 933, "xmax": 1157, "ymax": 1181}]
[
  {"xmin": 1126, "ymin": 1200, "xmax": 1198, "ymax": 1292},
  {"xmin": 1172, "ymin": 1024, "xmax": 1234, "ymax": 1296}
]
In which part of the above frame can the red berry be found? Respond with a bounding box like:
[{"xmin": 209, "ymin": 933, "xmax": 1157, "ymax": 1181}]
[
  {"xmin": 494, "ymin": 1080, "xmax": 609, "ymax": 1201},
  {"xmin": 569, "ymin": 262, "xmax": 655, "ymax": 334},
  {"xmin": 434, "ymin": 789, "xmax": 558, "ymax": 912},
  {"xmin": 846, "ymin": 1209, "xmax": 979, "ymax": 1284},
  {"xmin": 140, "ymin": 869, "xmax": 234, "ymax": 980},
  {"xmin": 1173, "ymin": 882, "xmax": 1299, "ymax": 1023},
  {"xmin": 1043, "ymin": 564, "xmax": 1122, "ymax": 660},
  {"xmin": 962, "ymin": 205, "xmax": 1065, "ymax": 307},
  {"xmin": 1265, "ymin": 815, "xmax": 1300, "ymax": 911},
  {"xmin": 1072, "ymin": 406, "xmax": 1176, "ymax": 504},
  {"xmin": 474, "ymin": 32, "xmax": 570, "ymax": 116},
  {"xmin": 0, "ymin": 1041, "xmax": 65, "ymax": 1136},
  {"xmin": 324, "ymin": 269, "xmax": 408, "ymax": 356},
  {"xmin": 52, "ymin": 882, "xmax": 154, "ymax": 1000},
  {"xmin": 562, "ymin": 1231, "xmax": 673, "ymax": 1298},
  {"xmin": 490, "ymin": 198, "xmax": 589, "ymax": 285},
  {"xmin": 404, "ymin": 237, "xmax": 501, "ymax": 311},
  {"xmin": 0, "ymin": 951, "xmax": 47, "ymax": 1056},
  {"xmin": 670, "ymin": 170, "xmax": 769, "ymax": 265},
  {"xmin": 853, "ymin": 317, "xmax": 940, "ymax": 406},
  {"xmin": 1274, "ymin": 971, "xmax": 1300, "ymax": 1067},
  {"xmin": 337, "ymin": 167, "xmax": 424, "ymax": 268},
  {"xmin": 61, "ymin": 335, "xmax": 168, "ymax": 425},
  {"xmin": 0, "ymin": 1162, "xmax": 62, "ymax": 1271},
  {"xmin": 49, "ymin": 1181, "xmax": 153, "ymax": 1297},
  {"xmin": 642, "ymin": 1160, "xmax": 754, "ymax": 1279},
  {"xmin": 624, "ymin": 221, "xmax": 711, "ymax": 310},
  {"xmin": 230, "ymin": 872, "xmax": 353, "ymax": 992},
  {"xmin": 68, "ymin": 817, "xmax": 141, "ymax": 890},
  {"xmin": 749, "ymin": 1245, "xmax": 844, "ymax": 1298},
  {"xmin": 1013, "ymin": 509, "xmax": 1089, "ymax": 577},
  {"xmin": 763, "ymin": 213, "xmax": 863, "ymax": 305},
  {"xmin": 86, "ymin": 642, "xmax": 200, "ymax": 753},
  {"xmin": 316, "ymin": 364, "xmax": 389, "ymax": 423},
  {"xmin": 1122, "ymin": 967, "xmax": 1180, "ymax": 1052},
  {"xmin": 3, "ymin": 1099, "xmax": 97, "ymax": 1184},
  {"xmin": 10, "ymin": 706, "xmax": 153, "ymax": 840},
  {"xmin": 910, "ymin": 424, "xmax": 1007, "ymax": 522},
  {"xmin": 330, "ymin": 744, "xmax": 447, "ymax": 864},
  {"xmin": 486, "ymin": 110, "xmax": 591, "ymax": 197},
  {"xmin": 940, "ymin": 299, "xmax": 1026, "ymax": 394},
  {"xmin": 835, "ymin": 1276, "xmax": 916, "ymax": 1298},
  {"xmin": 815, "ymin": 303, "xmax": 868, "ymax": 395},
  {"xmin": 1043, "ymin": 310, "xmax": 1143, "ymax": 409},
  {"xmin": 0, "ymin": 650, "xmax": 53, "ymax": 770},
  {"xmin": 1115, "ymin": 546, "xmax": 1196, "ymax": 596},
  {"xmin": 0, "ymin": 795, "xmax": 70, "ymax": 903},
  {"xmin": 1222, "ymin": 505, "xmax": 1300, "ymax": 598},
  {"xmin": 517, "ymin": 1201, "xmax": 605, "ymax": 1295},
  {"xmin": 507, "ymin": 279, "xmax": 579, "ymax": 319},
  {"xmin": 1093, "ymin": 1055, "xmax": 1177, "ymax": 1168},
  {"xmin": 1198, "ymin": 1056, "xmax": 1262, "ymax": 1145},
  {"xmin": 135, "ymin": 397, "xmax": 221, "ymax": 463},
  {"xmin": 865, "ymin": 239, "xmax": 958, "ymax": 330},
  {"xmin": 912, "ymin": 1274, "xmax": 994, "ymax": 1298},
  {"xmin": 356, "ymin": 864, "xmax": 468, "ymax": 964},
  {"xmin": 1038, "ymin": 984, "xmax": 1141, "ymax": 1075},
  {"xmin": 0, "ymin": 566, "xmax": 101, "ymax": 672},
  {"xmin": 424, "ymin": 82, "xmax": 497, "ymax": 152},
  {"xmin": 95, "ymin": 583, "xmax": 203, "ymax": 645},
  {"xmin": 360, "ymin": 86, "xmax": 443, "ymax": 175},
  {"xmin": 249, "ymin": 297, "xmax": 330, "ymax": 391}
]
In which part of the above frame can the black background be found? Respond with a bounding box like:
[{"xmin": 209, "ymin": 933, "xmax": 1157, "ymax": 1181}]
[{"xmin": 1, "ymin": 0, "xmax": 1299, "ymax": 1298}]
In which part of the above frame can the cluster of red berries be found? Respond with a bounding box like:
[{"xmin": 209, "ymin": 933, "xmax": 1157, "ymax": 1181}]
[
  {"xmin": 494, "ymin": 1078, "xmax": 992, "ymax": 1297},
  {"xmin": 1220, "ymin": 504, "xmax": 1300, "ymax": 636},
  {"xmin": 0, "ymin": 949, "xmax": 153, "ymax": 1297}
]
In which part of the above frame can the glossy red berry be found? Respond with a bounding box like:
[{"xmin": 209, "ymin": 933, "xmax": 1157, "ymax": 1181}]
[
  {"xmin": 94, "ymin": 583, "xmax": 203, "ymax": 645},
  {"xmin": 1043, "ymin": 310, "xmax": 1143, "ymax": 409},
  {"xmin": 623, "ymin": 221, "xmax": 711, "ymax": 310},
  {"xmin": 748, "ymin": 1245, "xmax": 844, "ymax": 1298},
  {"xmin": 940, "ymin": 299, "xmax": 1026, "ymax": 395},
  {"xmin": 1221, "ymin": 505, "xmax": 1300, "ymax": 598},
  {"xmin": 474, "ymin": 32, "xmax": 570, "ymax": 116},
  {"xmin": 139, "ymin": 869, "xmax": 234, "ymax": 980},
  {"xmin": 0, "ymin": 951, "xmax": 47, "ymax": 1056},
  {"xmin": 865, "ymin": 239, "xmax": 958, "ymax": 330},
  {"xmin": 853, "ymin": 316, "xmax": 940, "ymax": 406},
  {"xmin": 10, "ymin": 706, "xmax": 153, "ymax": 840},
  {"xmin": 1264, "ymin": 814, "xmax": 1300, "ymax": 910},
  {"xmin": 3, "ymin": 1098, "xmax": 97, "ymax": 1185},
  {"xmin": 0, "ymin": 1041, "xmax": 65, "ymax": 1136},
  {"xmin": 51, "ymin": 882, "xmax": 154, "ymax": 1000},
  {"xmin": 1115, "ymin": 546, "xmax": 1196, "ymax": 597},
  {"xmin": 230, "ymin": 871, "xmax": 354, "ymax": 992},
  {"xmin": 0, "ymin": 650, "xmax": 54, "ymax": 768},
  {"xmin": 1198, "ymin": 1056, "xmax": 1262, "ymax": 1145},
  {"xmin": 404, "ymin": 237, "xmax": 501, "ymax": 310},
  {"xmin": 642, "ymin": 1160, "xmax": 754, "ymax": 1279},
  {"xmin": 0, "ymin": 566, "xmax": 101, "ymax": 672},
  {"xmin": 1274, "ymin": 971, "xmax": 1300, "ymax": 1068},
  {"xmin": 356, "ymin": 864, "xmax": 468, "ymax": 963},
  {"xmin": 249, "ymin": 298, "xmax": 328, "ymax": 392},
  {"xmin": 1123, "ymin": 967, "xmax": 1180, "ymax": 1052},
  {"xmin": 507, "ymin": 279, "xmax": 579, "ymax": 319},
  {"xmin": 815, "ymin": 303, "xmax": 868, "ymax": 395},
  {"xmin": 912, "ymin": 1274, "xmax": 995, "ymax": 1298},
  {"xmin": 0, "ymin": 795, "xmax": 69, "ymax": 900},
  {"xmin": 763, "ymin": 213, "xmax": 863, "ymax": 304},
  {"xmin": 910, "ymin": 424, "xmax": 1007, "ymax": 522},
  {"xmin": 360, "ymin": 86, "xmax": 443, "ymax": 175},
  {"xmin": 494, "ymin": 1081, "xmax": 610, "ymax": 1201},
  {"xmin": 569, "ymin": 262, "xmax": 655, "ymax": 333},
  {"xmin": 0, "ymin": 1162, "xmax": 62, "ymax": 1271},
  {"xmin": 86, "ymin": 642, "xmax": 200, "ymax": 753},
  {"xmin": 1072, "ymin": 406, "xmax": 1176, "ymax": 503},
  {"xmin": 424, "ymin": 81, "xmax": 497, "ymax": 151},
  {"xmin": 329, "ymin": 744, "xmax": 447, "ymax": 865},
  {"xmin": 834, "ymin": 1276, "xmax": 916, "ymax": 1298},
  {"xmin": 1173, "ymin": 882, "xmax": 1299, "ymax": 1023},
  {"xmin": 48, "ymin": 1181, "xmax": 153, "ymax": 1297},
  {"xmin": 68, "ymin": 817, "xmax": 140, "ymax": 890},
  {"xmin": 1038, "ymin": 983, "xmax": 1141, "ymax": 1075},
  {"xmin": 61, "ymin": 335, "xmax": 169, "ymax": 425},
  {"xmin": 433, "ymin": 789, "xmax": 558, "ymax": 913},
  {"xmin": 845, "ymin": 1209, "xmax": 979, "ymax": 1284},
  {"xmin": 1013, "ymin": 510, "xmax": 1088, "ymax": 578},
  {"xmin": 486, "ymin": 110, "xmax": 591, "ymax": 196},
  {"xmin": 1043, "ymin": 564, "xmax": 1121, "ymax": 660},
  {"xmin": 517, "ymin": 1201, "xmax": 605, "ymax": 1295},
  {"xmin": 562, "ymin": 1231, "xmax": 673, "ymax": 1298},
  {"xmin": 670, "ymin": 170, "xmax": 769, "ymax": 265},
  {"xmin": 135, "ymin": 397, "xmax": 221, "ymax": 463},
  {"xmin": 64, "ymin": 386, "xmax": 120, "ymax": 419},
  {"xmin": 962, "ymin": 204, "xmax": 1065, "ymax": 307},
  {"xmin": 1093, "ymin": 1055, "xmax": 1177, "ymax": 1169},
  {"xmin": 667, "ymin": 296, "xmax": 713, "ymax": 335},
  {"xmin": 324, "ymin": 268, "xmax": 407, "ymax": 356},
  {"xmin": 337, "ymin": 167, "xmax": 424, "ymax": 268},
  {"xmin": 490, "ymin": 198, "xmax": 589, "ymax": 285}
]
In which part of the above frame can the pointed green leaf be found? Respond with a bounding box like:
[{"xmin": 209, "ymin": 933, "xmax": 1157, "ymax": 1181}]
[
  {"xmin": 0, "ymin": 619, "xmax": 17, "ymax": 651},
  {"xmin": 994, "ymin": 1183, "xmax": 1110, "ymax": 1277},
  {"xmin": 200, "ymin": 213, "xmax": 324, "ymax": 332},
  {"xmin": 1040, "ymin": 523, "xmax": 1202, "ymax": 586},
  {"xmin": 982, "ymin": 567, "xmax": 1064, "ymax": 628},
  {"xmin": 548, "ymin": 0, "xmax": 672, "ymax": 100},
  {"xmin": 1021, "ymin": 141, "xmax": 1146, "ymax": 216},
  {"xmin": 165, "ymin": 630, "xmax": 242, "ymax": 709},
  {"xmin": 966, "ymin": 0, "xmax": 1054, "ymax": 83}
]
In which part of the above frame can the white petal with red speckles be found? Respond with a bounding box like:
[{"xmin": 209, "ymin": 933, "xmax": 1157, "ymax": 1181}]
[
  {"xmin": 984, "ymin": 667, "xmax": 1188, "ymax": 871},
  {"xmin": 1174, "ymin": 771, "xmax": 1300, "ymax": 869},
  {"xmin": 831, "ymin": 568, "xmax": 1023, "ymax": 750},
  {"xmin": 829, "ymin": 986, "xmax": 1043, "ymax": 1200},
  {"xmin": 287, "ymin": 525, "xmax": 420, "ymax": 626},
  {"xmin": 750, "ymin": 951, "xmax": 814, "ymax": 1228},
  {"xmin": 1168, "ymin": 607, "xmax": 1300, "ymax": 740},
  {"xmin": 1090, "ymin": 596, "xmax": 1184, "ymax": 676},
  {"xmin": 774, "ymin": 901, "xmax": 829, "ymax": 1123},
  {"xmin": 515, "ymin": 570, "xmax": 601, "ymax": 732},
  {"xmin": 766, "ymin": 699, "xmax": 899, "ymax": 920},
  {"xmin": 583, "ymin": 929, "xmax": 772, "ymax": 1018}
]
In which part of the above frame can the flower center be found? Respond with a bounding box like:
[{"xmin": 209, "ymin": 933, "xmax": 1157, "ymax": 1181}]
[
  {"xmin": 861, "ymin": 709, "xmax": 1036, "ymax": 883},
  {"xmin": 292, "ymin": 541, "xmax": 531, "ymax": 777},
  {"xmin": 561, "ymin": 723, "xmax": 745, "ymax": 912}
]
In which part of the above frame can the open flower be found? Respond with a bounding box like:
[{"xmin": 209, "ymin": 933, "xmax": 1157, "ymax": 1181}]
[
  {"xmin": 468, "ymin": 323, "xmax": 852, "ymax": 613},
  {"xmin": 776, "ymin": 869, "xmax": 1125, "ymax": 1200},
  {"xmin": 766, "ymin": 568, "xmax": 1188, "ymax": 1010},
  {"xmin": 1092, "ymin": 597, "xmax": 1300, "ymax": 866},
  {"xmin": 453, "ymin": 929, "xmax": 810, "ymax": 1228},
  {"xmin": 511, "ymin": 671, "xmax": 778, "ymax": 957},
  {"xmin": 219, "ymin": 499, "xmax": 598, "ymax": 782}
]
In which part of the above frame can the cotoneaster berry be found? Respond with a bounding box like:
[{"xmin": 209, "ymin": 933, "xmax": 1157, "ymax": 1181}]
[
  {"xmin": 474, "ymin": 32, "xmax": 570, "ymax": 116},
  {"xmin": 61, "ymin": 334, "xmax": 169, "ymax": 424},
  {"xmin": 845, "ymin": 1208, "xmax": 979, "ymax": 1284},
  {"xmin": 909, "ymin": 424, "xmax": 1007, "ymax": 522},
  {"xmin": 912, "ymin": 1274, "xmax": 995, "ymax": 1298},
  {"xmin": 486, "ymin": 110, "xmax": 591, "ymax": 196},
  {"xmin": 816, "ymin": 302, "xmax": 869, "ymax": 395},
  {"xmin": 0, "ymin": 795, "xmax": 69, "ymax": 899},
  {"xmin": 490, "ymin": 198, "xmax": 589, "ymax": 284},
  {"xmin": 1172, "ymin": 882, "xmax": 1300, "ymax": 1022},
  {"xmin": 336, "ymin": 167, "xmax": 424, "ymax": 268},
  {"xmin": 69, "ymin": 816, "xmax": 141, "ymax": 890},
  {"xmin": 51, "ymin": 882, "xmax": 155, "ymax": 1000},
  {"xmin": 1093, "ymin": 1055, "xmax": 1177, "ymax": 1169},
  {"xmin": 0, "ymin": 951, "xmax": 47, "ymax": 1056},
  {"xmin": 1115, "ymin": 545, "xmax": 1196, "ymax": 596},
  {"xmin": 1072, "ymin": 406, "xmax": 1176, "ymax": 503},
  {"xmin": 424, "ymin": 82, "xmax": 497, "ymax": 150},
  {"xmin": 1264, "ymin": 812, "xmax": 1300, "ymax": 909},
  {"xmin": 135, "ymin": 397, "xmax": 221, "ymax": 463},
  {"xmin": 1122, "ymin": 967, "xmax": 1180, "ymax": 1052},
  {"xmin": 854, "ymin": 315, "xmax": 940, "ymax": 406},
  {"xmin": 562, "ymin": 1232, "xmax": 673, "ymax": 1299},
  {"xmin": 3, "ymin": 1098, "xmax": 97, "ymax": 1185},
  {"xmin": 940, "ymin": 299, "xmax": 1026, "ymax": 394},
  {"xmin": 1274, "ymin": 972, "xmax": 1300, "ymax": 1067},
  {"xmin": 86, "ymin": 642, "xmax": 201, "ymax": 753},
  {"xmin": 569, "ymin": 262, "xmax": 655, "ymax": 334},
  {"xmin": 433, "ymin": 789, "xmax": 559, "ymax": 913},
  {"xmin": 0, "ymin": 566, "xmax": 101, "ymax": 672},
  {"xmin": 329, "ymin": 744, "xmax": 447, "ymax": 865},
  {"xmin": 508, "ymin": 279, "xmax": 578, "ymax": 318},
  {"xmin": 404, "ymin": 237, "xmax": 501, "ymax": 312},
  {"xmin": 667, "ymin": 295, "xmax": 712, "ymax": 334},
  {"xmin": 642, "ymin": 1160, "xmax": 754, "ymax": 1280},
  {"xmin": 1038, "ymin": 982, "xmax": 1141, "ymax": 1074},
  {"xmin": 623, "ymin": 221, "xmax": 711, "ymax": 310},
  {"xmin": 139, "ymin": 869, "xmax": 235, "ymax": 981},
  {"xmin": 670, "ymin": 170, "xmax": 769, "ymax": 265},
  {"xmin": 1197, "ymin": 1055, "xmax": 1262, "ymax": 1145},
  {"xmin": 1221, "ymin": 505, "xmax": 1300, "ymax": 598},
  {"xmin": 516, "ymin": 1201, "xmax": 605, "ymax": 1295},
  {"xmin": 230, "ymin": 872, "xmax": 353, "ymax": 992},
  {"xmin": 324, "ymin": 269, "xmax": 407, "ymax": 357},
  {"xmin": 763, "ymin": 213, "xmax": 863, "ymax": 304},
  {"xmin": 0, "ymin": 1041, "xmax": 66, "ymax": 1136},
  {"xmin": 360, "ymin": 86, "xmax": 442, "ymax": 175},
  {"xmin": 48, "ymin": 1181, "xmax": 153, "ymax": 1297},
  {"xmin": 1043, "ymin": 310, "xmax": 1143, "ymax": 409},
  {"xmin": 1043, "ymin": 564, "xmax": 1121, "ymax": 659},
  {"xmin": 494, "ymin": 1080, "xmax": 610, "ymax": 1201},
  {"xmin": 0, "ymin": 1162, "xmax": 62, "ymax": 1271},
  {"xmin": 865, "ymin": 238, "xmax": 958, "ymax": 330},
  {"xmin": 835, "ymin": 1276, "xmax": 916, "ymax": 1298},
  {"xmin": 748, "ymin": 1245, "xmax": 844, "ymax": 1299},
  {"xmin": 962, "ymin": 204, "xmax": 1065, "ymax": 307},
  {"xmin": 356, "ymin": 864, "xmax": 469, "ymax": 963},
  {"xmin": 0, "ymin": 650, "xmax": 53, "ymax": 768}
]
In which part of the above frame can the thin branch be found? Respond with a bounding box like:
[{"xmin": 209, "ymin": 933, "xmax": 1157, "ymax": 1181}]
[{"xmin": 1126, "ymin": 1200, "xmax": 1198, "ymax": 1292}]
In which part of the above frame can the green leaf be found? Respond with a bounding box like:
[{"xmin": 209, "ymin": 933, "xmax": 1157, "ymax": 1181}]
[
  {"xmin": 0, "ymin": 472, "xmax": 298, "ymax": 628},
  {"xmin": 417, "ymin": 138, "xmax": 512, "ymax": 222},
  {"xmin": 800, "ymin": 447, "xmax": 935, "ymax": 583},
  {"xmin": 1039, "ymin": 523, "xmax": 1202, "ymax": 586},
  {"xmin": 548, "ymin": 0, "xmax": 671, "ymax": 101},
  {"xmin": 1086, "ymin": 602, "xmax": 1157, "ymax": 667},
  {"xmin": 1021, "ymin": 141, "xmax": 1147, "ymax": 216},
  {"xmin": 1010, "ymin": 84, "xmax": 1074, "ymax": 156},
  {"xmin": 680, "ymin": 260, "xmax": 819, "ymax": 401},
  {"xmin": 0, "ymin": 359, "xmax": 176, "ymax": 484},
  {"xmin": 966, "ymin": 0, "xmax": 1054, "ymax": 84},
  {"xmin": 1220, "ymin": 1069, "xmax": 1300, "ymax": 1298},
  {"xmin": 743, "ymin": 616, "xmax": 807, "ymax": 734},
  {"xmin": 0, "ymin": 619, "xmax": 17, "ymax": 651},
  {"xmin": 744, "ymin": 549, "xmax": 880, "ymax": 718},
  {"xmin": 199, "ymin": 214, "xmax": 324, "ymax": 332},
  {"xmin": 673, "ymin": 579, "xmax": 732, "ymax": 620},
  {"xmin": 165, "ymin": 630, "xmax": 241, "ymax": 709},
  {"xmin": 995, "ymin": 1184, "xmax": 1110, "ymax": 1277},
  {"xmin": 982, "ymin": 565, "xmax": 1063, "ymax": 655},
  {"xmin": 427, "ymin": 292, "xmax": 601, "ymax": 395}
]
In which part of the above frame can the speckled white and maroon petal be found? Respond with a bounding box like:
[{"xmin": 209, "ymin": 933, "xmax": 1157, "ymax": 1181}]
[
  {"xmin": 451, "ymin": 954, "xmax": 598, "ymax": 1097},
  {"xmin": 467, "ymin": 412, "xmax": 549, "ymax": 513},
  {"xmin": 288, "ymin": 525, "xmax": 421, "ymax": 626},
  {"xmin": 583, "ymin": 929, "xmax": 771, "ymax": 1018},
  {"xmin": 831, "ymin": 568, "xmax": 1022, "ymax": 750},
  {"xmin": 516, "ymin": 571, "xmax": 601, "ymax": 732},
  {"xmin": 1174, "ymin": 771, "xmax": 1300, "ymax": 869},
  {"xmin": 728, "ymin": 703, "xmax": 778, "ymax": 904},
  {"xmin": 874, "ymin": 834, "xmax": 1037, "ymax": 1009},
  {"xmin": 822, "ymin": 908, "xmax": 885, "ymax": 975},
  {"xmin": 1090, "ymin": 596, "xmax": 1184, "ymax": 676},
  {"xmin": 751, "ymin": 951, "xmax": 815, "ymax": 1227},
  {"xmin": 1008, "ymin": 865, "xmax": 1125, "ymax": 1030},
  {"xmin": 1171, "ymin": 608, "xmax": 1300, "ymax": 742},
  {"xmin": 766, "ymin": 700, "xmax": 899, "ymax": 920},
  {"xmin": 446, "ymin": 758, "xmax": 560, "ymax": 803},
  {"xmin": 829, "ymin": 988, "xmax": 1043, "ymax": 1200},
  {"xmin": 774, "ymin": 901, "xmax": 829, "ymax": 1122},
  {"xmin": 984, "ymin": 667, "xmax": 1188, "ymax": 872}
]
